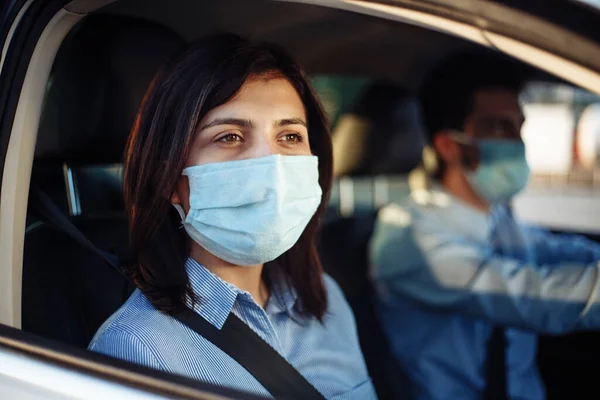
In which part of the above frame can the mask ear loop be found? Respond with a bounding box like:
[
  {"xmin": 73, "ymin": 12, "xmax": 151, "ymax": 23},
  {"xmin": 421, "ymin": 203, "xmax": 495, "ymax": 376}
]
[
  {"xmin": 415, "ymin": 131, "xmax": 478, "ymax": 192},
  {"xmin": 447, "ymin": 131, "xmax": 481, "ymax": 171},
  {"xmin": 422, "ymin": 130, "xmax": 471, "ymax": 179},
  {"xmin": 447, "ymin": 130, "xmax": 474, "ymax": 145},
  {"xmin": 172, "ymin": 204, "xmax": 187, "ymax": 228}
]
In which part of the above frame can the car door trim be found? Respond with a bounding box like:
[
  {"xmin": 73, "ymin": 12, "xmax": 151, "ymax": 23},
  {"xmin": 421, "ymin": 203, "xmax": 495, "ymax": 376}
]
[{"xmin": 0, "ymin": 4, "xmax": 80, "ymax": 328}]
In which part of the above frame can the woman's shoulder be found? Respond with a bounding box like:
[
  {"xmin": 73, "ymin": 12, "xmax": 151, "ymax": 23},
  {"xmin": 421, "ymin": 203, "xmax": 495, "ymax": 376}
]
[
  {"xmin": 310, "ymin": 275, "xmax": 377, "ymax": 399},
  {"xmin": 88, "ymin": 290, "xmax": 172, "ymax": 367},
  {"xmin": 322, "ymin": 274, "xmax": 355, "ymax": 325},
  {"xmin": 323, "ymin": 274, "xmax": 345, "ymax": 303}
]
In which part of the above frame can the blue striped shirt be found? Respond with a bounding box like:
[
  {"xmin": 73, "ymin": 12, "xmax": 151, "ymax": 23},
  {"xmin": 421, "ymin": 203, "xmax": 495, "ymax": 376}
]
[
  {"xmin": 89, "ymin": 258, "xmax": 376, "ymax": 399},
  {"xmin": 369, "ymin": 188, "xmax": 600, "ymax": 400}
]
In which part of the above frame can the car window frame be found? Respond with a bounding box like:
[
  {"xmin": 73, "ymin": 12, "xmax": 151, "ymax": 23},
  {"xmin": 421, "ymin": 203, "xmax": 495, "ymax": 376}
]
[
  {"xmin": 0, "ymin": 0, "xmax": 68, "ymax": 190},
  {"xmin": 0, "ymin": 0, "xmax": 79, "ymax": 331},
  {"xmin": 0, "ymin": 323, "xmax": 266, "ymax": 400}
]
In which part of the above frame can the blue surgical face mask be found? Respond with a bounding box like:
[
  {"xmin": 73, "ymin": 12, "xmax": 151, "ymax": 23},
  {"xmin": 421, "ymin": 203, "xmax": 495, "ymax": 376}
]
[
  {"xmin": 173, "ymin": 154, "xmax": 322, "ymax": 266},
  {"xmin": 467, "ymin": 139, "xmax": 530, "ymax": 204}
]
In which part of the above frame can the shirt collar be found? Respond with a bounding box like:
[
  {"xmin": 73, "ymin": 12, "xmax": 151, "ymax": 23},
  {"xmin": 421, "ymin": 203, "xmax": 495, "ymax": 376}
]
[
  {"xmin": 447, "ymin": 193, "xmax": 491, "ymax": 240},
  {"xmin": 185, "ymin": 258, "xmax": 301, "ymax": 329},
  {"xmin": 186, "ymin": 258, "xmax": 240, "ymax": 329},
  {"xmin": 265, "ymin": 267, "xmax": 300, "ymax": 315}
]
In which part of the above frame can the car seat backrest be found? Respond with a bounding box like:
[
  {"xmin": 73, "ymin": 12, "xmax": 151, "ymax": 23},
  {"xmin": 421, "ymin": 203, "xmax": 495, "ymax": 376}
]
[
  {"xmin": 327, "ymin": 175, "xmax": 412, "ymax": 220},
  {"xmin": 327, "ymin": 83, "xmax": 426, "ymax": 219},
  {"xmin": 35, "ymin": 15, "xmax": 183, "ymax": 164},
  {"xmin": 332, "ymin": 82, "xmax": 426, "ymax": 178},
  {"xmin": 323, "ymin": 84, "xmax": 424, "ymax": 398},
  {"xmin": 23, "ymin": 15, "xmax": 184, "ymax": 347}
]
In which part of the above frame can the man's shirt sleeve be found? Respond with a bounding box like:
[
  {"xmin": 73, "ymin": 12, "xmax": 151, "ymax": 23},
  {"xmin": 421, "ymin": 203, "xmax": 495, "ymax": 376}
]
[
  {"xmin": 522, "ymin": 224, "xmax": 600, "ymax": 266},
  {"xmin": 369, "ymin": 203, "xmax": 600, "ymax": 334}
]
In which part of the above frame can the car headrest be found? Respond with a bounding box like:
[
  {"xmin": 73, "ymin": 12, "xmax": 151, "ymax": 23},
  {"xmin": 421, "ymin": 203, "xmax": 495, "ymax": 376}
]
[
  {"xmin": 35, "ymin": 16, "xmax": 184, "ymax": 164},
  {"xmin": 332, "ymin": 82, "xmax": 426, "ymax": 177}
]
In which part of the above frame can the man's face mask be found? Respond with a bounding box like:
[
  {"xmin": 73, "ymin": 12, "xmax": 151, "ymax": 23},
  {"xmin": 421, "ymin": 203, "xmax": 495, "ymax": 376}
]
[
  {"xmin": 451, "ymin": 134, "xmax": 530, "ymax": 204},
  {"xmin": 174, "ymin": 154, "xmax": 322, "ymax": 266}
]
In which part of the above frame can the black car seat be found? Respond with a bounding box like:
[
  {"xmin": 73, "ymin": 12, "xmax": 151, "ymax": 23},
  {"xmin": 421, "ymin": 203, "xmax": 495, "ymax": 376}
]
[
  {"xmin": 22, "ymin": 15, "xmax": 184, "ymax": 348},
  {"xmin": 320, "ymin": 83, "xmax": 426, "ymax": 399}
]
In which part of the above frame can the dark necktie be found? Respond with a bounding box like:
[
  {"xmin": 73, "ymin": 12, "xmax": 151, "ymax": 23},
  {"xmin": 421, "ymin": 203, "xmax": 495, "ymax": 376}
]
[
  {"xmin": 484, "ymin": 326, "xmax": 508, "ymax": 400},
  {"xmin": 485, "ymin": 209, "xmax": 509, "ymax": 399}
]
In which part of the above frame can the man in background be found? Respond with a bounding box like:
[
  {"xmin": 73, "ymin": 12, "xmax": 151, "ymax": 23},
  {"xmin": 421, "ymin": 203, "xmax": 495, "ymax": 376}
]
[{"xmin": 369, "ymin": 53, "xmax": 600, "ymax": 399}]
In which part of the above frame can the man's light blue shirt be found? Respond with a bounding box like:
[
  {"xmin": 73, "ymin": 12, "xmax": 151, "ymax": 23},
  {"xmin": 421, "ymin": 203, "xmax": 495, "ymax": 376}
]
[
  {"xmin": 369, "ymin": 188, "xmax": 600, "ymax": 400},
  {"xmin": 90, "ymin": 258, "xmax": 376, "ymax": 399}
]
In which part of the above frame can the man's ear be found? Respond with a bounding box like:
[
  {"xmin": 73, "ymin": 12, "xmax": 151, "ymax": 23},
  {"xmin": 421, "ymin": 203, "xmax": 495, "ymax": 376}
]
[{"xmin": 432, "ymin": 132, "xmax": 461, "ymax": 166}]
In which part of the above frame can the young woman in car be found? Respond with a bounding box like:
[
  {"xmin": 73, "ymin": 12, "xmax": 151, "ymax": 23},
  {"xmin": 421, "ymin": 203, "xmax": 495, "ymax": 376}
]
[{"xmin": 89, "ymin": 34, "xmax": 376, "ymax": 399}]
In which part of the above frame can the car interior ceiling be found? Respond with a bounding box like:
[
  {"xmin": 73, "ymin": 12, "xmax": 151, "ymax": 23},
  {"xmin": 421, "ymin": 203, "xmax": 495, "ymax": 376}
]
[
  {"xmin": 19, "ymin": 1, "xmax": 599, "ymax": 399},
  {"xmin": 97, "ymin": 0, "xmax": 479, "ymax": 90}
]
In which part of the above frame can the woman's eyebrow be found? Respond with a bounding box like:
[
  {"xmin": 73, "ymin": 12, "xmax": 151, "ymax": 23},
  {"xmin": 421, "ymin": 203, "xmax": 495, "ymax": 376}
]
[
  {"xmin": 276, "ymin": 118, "xmax": 307, "ymax": 128},
  {"xmin": 199, "ymin": 118, "xmax": 254, "ymax": 131}
]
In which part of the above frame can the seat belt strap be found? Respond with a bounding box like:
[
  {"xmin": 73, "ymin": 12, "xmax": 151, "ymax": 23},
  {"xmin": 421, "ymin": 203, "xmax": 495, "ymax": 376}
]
[
  {"xmin": 173, "ymin": 306, "xmax": 326, "ymax": 400},
  {"xmin": 29, "ymin": 185, "xmax": 126, "ymax": 278},
  {"xmin": 30, "ymin": 185, "xmax": 323, "ymax": 399}
]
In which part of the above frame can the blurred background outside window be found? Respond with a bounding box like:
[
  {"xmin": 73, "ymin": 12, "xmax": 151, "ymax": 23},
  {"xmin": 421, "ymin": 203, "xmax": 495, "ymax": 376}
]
[
  {"xmin": 515, "ymin": 82, "xmax": 600, "ymax": 234},
  {"xmin": 313, "ymin": 75, "xmax": 600, "ymax": 235}
]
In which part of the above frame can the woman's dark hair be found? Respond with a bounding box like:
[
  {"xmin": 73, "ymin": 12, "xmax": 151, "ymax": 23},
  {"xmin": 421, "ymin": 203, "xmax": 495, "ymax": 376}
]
[{"xmin": 123, "ymin": 34, "xmax": 333, "ymax": 319}]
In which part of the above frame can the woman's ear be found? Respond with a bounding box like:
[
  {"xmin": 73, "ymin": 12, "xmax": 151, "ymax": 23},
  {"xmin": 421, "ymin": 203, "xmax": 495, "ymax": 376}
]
[{"xmin": 170, "ymin": 176, "xmax": 191, "ymax": 212}]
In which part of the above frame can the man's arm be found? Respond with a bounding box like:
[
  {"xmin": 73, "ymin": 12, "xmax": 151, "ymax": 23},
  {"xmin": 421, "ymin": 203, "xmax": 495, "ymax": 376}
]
[
  {"xmin": 523, "ymin": 225, "xmax": 600, "ymax": 266},
  {"xmin": 369, "ymin": 206, "xmax": 600, "ymax": 334}
]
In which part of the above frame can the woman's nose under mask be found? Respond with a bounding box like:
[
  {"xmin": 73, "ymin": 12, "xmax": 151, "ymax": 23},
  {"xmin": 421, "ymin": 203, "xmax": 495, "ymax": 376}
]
[{"xmin": 173, "ymin": 154, "xmax": 322, "ymax": 266}]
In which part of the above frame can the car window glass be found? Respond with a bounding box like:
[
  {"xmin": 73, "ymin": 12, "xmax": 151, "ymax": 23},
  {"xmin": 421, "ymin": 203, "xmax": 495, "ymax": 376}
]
[{"xmin": 514, "ymin": 81, "xmax": 600, "ymax": 233}]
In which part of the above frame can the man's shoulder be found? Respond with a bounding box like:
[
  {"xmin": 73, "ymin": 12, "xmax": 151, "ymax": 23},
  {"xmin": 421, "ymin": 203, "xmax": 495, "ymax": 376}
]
[
  {"xmin": 369, "ymin": 190, "xmax": 462, "ymax": 278},
  {"xmin": 376, "ymin": 189, "xmax": 452, "ymax": 229}
]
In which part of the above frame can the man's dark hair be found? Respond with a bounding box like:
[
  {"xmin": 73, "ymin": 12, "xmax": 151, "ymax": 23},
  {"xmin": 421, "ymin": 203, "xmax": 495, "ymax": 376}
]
[{"xmin": 419, "ymin": 52, "xmax": 529, "ymax": 142}]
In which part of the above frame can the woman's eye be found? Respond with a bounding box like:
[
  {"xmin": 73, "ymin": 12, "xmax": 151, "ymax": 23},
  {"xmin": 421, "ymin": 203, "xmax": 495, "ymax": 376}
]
[
  {"xmin": 216, "ymin": 133, "xmax": 243, "ymax": 144},
  {"xmin": 279, "ymin": 133, "xmax": 303, "ymax": 144}
]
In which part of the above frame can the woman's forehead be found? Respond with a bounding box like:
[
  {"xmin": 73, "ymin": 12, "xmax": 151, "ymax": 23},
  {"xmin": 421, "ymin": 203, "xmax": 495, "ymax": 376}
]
[{"xmin": 200, "ymin": 77, "xmax": 306, "ymax": 124}]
